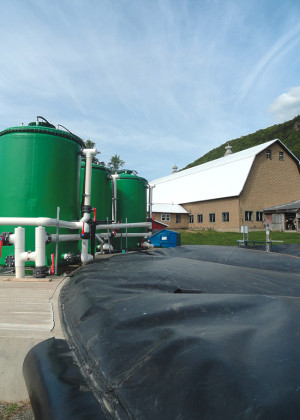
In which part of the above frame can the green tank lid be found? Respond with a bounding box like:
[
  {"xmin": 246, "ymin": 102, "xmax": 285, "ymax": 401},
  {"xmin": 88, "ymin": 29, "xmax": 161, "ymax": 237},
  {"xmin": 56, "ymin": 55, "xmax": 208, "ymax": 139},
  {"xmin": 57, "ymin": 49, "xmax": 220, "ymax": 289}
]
[
  {"xmin": 116, "ymin": 169, "xmax": 147, "ymax": 183},
  {"xmin": 0, "ymin": 118, "xmax": 85, "ymax": 148}
]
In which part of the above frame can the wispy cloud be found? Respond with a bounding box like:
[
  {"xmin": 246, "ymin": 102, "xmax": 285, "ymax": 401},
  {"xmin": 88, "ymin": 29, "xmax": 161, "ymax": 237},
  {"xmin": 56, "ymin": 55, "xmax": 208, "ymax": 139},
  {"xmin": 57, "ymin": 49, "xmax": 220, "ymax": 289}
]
[
  {"xmin": 0, "ymin": 0, "xmax": 300, "ymax": 180},
  {"xmin": 268, "ymin": 87, "xmax": 300, "ymax": 122}
]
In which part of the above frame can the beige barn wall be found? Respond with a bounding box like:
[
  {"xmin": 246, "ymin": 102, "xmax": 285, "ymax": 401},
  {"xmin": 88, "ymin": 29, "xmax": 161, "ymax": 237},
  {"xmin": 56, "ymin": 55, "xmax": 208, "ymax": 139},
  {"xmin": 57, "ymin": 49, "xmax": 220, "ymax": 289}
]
[
  {"xmin": 239, "ymin": 142, "xmax": 300, "ymax": 229},
  {"xmin": 182, "ymin": 197, "xmax": 240, "ymax": 231},
  {"xmin": 153, "ymin": 212, "xmax": 189, "ymax": 229}
]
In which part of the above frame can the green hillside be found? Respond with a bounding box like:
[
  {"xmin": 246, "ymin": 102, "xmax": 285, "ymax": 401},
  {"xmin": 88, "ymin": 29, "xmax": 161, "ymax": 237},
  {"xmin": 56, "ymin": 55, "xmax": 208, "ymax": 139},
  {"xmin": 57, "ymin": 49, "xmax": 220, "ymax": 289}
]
[{"xmin": 183, "ymin": 115, "xmax": 300, "ymax": 170}]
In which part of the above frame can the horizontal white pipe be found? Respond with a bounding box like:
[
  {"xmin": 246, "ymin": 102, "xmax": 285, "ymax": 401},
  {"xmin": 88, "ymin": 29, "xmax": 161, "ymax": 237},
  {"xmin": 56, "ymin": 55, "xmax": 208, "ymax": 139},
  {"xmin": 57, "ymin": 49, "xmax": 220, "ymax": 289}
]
[
  {"xmin": 82, "ymin": 148, "xmax": 98, "ymax": 158},
  {"xmin": 8, "ymin": 234, "xmax": 15, "ymax": 245},
  {"xmin": 99, "ymin": 232, "xmax": 152, "ymax": 239},
  {"xmin": 96, "ymin": 222, "xmax": 151, "ymax": 230},
  {"xmin": 0, "ymin": 217, "xmax": 82, "ymax": 229},
  {"xmin": 0, "ymin": 218, "xmax": 151, "ymax": 231},
  {"xmin": 22, "ymin": 251, "xmax": 36, "ymax": 262},
  {"xmin": 51, "ymin": 234, "xmax": 81, "ymax": 242}
]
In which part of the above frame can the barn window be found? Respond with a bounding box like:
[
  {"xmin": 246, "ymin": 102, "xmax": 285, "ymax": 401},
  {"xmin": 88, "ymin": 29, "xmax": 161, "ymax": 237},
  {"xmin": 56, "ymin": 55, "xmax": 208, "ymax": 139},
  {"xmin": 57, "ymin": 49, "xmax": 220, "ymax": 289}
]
[
  {"xmin": 222, "ymin": 212, "xmax": 230, "ymax": 222},
  {"xmin": 197, "ymin": 214, "xmax": 203, "ymax": 223},
  {"xmin": 256, "ymin": 212, "xmax": 264, "ymax": 221},
  {"xmin": 266, "ymin": 149, "xmax": 272, "ymax": 159},
  {"xmin": 209, "ymin": 213, "xmax": 215, "ymax": 223},
  {"xmin": 189, "ymin": 214, "xmax": 194, "ymax": 223},
  {"xmin": 161, "ymin": 213, "xmax": 170, "ymax": 221},
  {"xmin": 245, "ymin": 211, "xmax": 253, "ymax": 221},
  {"xmin": 176, "ymin": 214, "xmax": 181, "ymax": 223},
  {"xmin": 279, "ymin": 151, "xmax": 284, "ymax": 161}
]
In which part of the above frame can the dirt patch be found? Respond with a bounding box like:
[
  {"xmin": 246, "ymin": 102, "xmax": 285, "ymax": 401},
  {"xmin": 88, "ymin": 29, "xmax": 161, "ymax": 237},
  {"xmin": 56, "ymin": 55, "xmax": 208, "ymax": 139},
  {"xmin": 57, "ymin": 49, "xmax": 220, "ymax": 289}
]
[{"xmin": 0, "ymin": 400, "xmax": 33, "ymax": 419}]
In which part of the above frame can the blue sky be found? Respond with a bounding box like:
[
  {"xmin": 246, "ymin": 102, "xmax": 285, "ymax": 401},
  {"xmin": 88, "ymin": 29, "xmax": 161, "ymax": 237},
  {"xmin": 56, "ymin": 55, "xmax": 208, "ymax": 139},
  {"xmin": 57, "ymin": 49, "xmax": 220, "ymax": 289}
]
[{"xmin": 1, "ymin": 0, "xmax": 300, "ymax": 181}]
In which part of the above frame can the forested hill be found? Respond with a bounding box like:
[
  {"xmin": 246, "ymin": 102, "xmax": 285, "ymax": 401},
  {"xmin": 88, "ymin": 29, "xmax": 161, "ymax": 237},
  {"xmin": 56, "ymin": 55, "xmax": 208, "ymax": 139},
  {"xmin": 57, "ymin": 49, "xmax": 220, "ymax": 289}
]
[{"xmin": 182, "ymin": 115, "xmax": 300, "ymax": 170}]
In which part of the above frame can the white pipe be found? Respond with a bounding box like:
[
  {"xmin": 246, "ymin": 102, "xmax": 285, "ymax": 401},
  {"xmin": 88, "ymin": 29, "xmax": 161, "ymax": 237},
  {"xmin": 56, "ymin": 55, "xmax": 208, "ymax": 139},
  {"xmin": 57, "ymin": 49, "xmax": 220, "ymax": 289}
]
[
  {"xmin": 111, "ymin": 174, "xmax": 119, "ymax": 222},
  {"xmin": 80, "ymin": 148, "xmax": 97, "ymax": 221},
  {"xmin": 148, "ymin": 185, "xmax": 154, "ymax": 220},
  {"xmin": 35, "ymin": 226, "xmax": 46, "ymax": 267},
  {"xmin": 79, "ymin": 148, "xmax": 97, "ymax": 263},
  {"xmin": 14, "ymin": 227, "xmax": 25, "ymax": 279},
  {"xmin": 55, "ymin": 206, "xmax": 60, "ymax": 276},
  {"xmin": 51, "ymin": 234, "xmax": 81, "ymax": 242},
  {"xmin": 80, "ymin": 213, "xmax": 90, "ymax": 223},
  {"xmin": 95, "ymin": 234, "xmax": 104, "ymax": 244},
  {"xmin": 0, "ymin": 217, "xmax": 82, "ymax": 229},
  {"xmin": 99, "ymin": 232, "xmax": 152, "ymax": 239},
  {"xmin": 81, "ymin": 239, "xmax": 93, "ymax": 263},
  {"xmin": 82, "ymin": 149, "xmax": 97, "ymax": 207},
  {"xmin": 96, "ymin": 222, "xmax": 151, "ymax": 230},
  {"xmin": 80, "ymin": 221, "xmax": 93, "ymax": 264},
  {"xmin": 140, "ymin": 241, "xmax": 154, "ymax": 249},
  {"xmin": 8, "ymin": 234, "xmax": 15, "ymax": 245},
  {"xmin": 0, "ymin": 217, "xmax": 151, "ymax": 232},
  {"xmin": 24, "ymin": 251, "xmax": 36, "ymax": 262}
]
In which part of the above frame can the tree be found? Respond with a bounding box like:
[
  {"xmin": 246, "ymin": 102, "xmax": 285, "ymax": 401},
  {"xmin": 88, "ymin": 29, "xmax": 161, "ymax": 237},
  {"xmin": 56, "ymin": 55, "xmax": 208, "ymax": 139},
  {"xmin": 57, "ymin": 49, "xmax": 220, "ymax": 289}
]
[
  {"xmin": 107, "ymin": 154, "xmax": 125, "ymax": 172},
  {"xmin": 85, "ymin": 139, "xmax": 96, "ymax": 149}
]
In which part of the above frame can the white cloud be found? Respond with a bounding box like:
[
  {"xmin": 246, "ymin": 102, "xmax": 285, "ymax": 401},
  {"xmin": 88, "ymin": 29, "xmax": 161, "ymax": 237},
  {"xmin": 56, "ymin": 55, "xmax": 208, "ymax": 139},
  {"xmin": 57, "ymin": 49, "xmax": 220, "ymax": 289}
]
[{"xmin": 268, "ymin": 87, "xmax": 300, "ymax": 122}]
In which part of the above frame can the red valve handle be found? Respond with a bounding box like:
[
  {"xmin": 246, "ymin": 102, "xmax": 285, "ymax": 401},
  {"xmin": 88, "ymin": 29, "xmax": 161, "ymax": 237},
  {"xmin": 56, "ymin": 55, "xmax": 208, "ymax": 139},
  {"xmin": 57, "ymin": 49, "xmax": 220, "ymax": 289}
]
[
  {"xmin": 0, "ymin": 238, "xmax": 3, "ymax": 258},
  {"xmin": 93, "ymin": 208, "xmax": 97, "ymax": 222},
  {"xmin": 81, "ymin": 222, "xmax": 85, "ymax": 236},
  {"xmin": 50, "ymin": 254, "xmax": 55, "ymax": 275}
]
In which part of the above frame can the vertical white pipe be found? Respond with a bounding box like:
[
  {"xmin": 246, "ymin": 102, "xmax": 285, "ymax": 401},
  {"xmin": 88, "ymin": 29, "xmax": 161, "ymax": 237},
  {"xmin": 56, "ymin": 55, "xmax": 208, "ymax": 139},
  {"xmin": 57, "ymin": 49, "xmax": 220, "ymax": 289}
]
[
  {"xmin": 82, "ymin": 148, "xmax": 97, "ymax": 209},
  {"xmin": 148, "ymin": 185, "xmax": 154, "ymax": 220},
  {"xmin": 111, "ymin": 174, "xmax": 119, "ymax": 222},
  {"xmin": 14, "ymin": 227, "xmax": 25, "ymax": 279},
  {"xmin": 80, "ymin": 149, "xmax": 97, "ymax": 263},
  {"xmin": 35, "ymin": 226, "xmax": 46, "ymax": 267}
]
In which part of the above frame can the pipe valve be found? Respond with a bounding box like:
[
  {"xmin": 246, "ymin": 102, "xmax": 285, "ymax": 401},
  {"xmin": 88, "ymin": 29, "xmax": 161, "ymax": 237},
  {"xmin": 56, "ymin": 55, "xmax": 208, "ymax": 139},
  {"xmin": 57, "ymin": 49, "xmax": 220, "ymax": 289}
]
[
  {"xmin": 0, "ymin": 232, "xmax": 13, "ymax": 247},
  {"xmin": 81, "ymin": 223, "xmax": 90, "ymax": 239}
]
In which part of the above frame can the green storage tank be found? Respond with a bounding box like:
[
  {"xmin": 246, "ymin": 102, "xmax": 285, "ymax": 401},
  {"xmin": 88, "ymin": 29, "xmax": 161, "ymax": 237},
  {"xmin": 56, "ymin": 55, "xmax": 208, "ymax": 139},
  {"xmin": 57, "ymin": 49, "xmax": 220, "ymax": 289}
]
[
  {"xmin": 80, "ymin": 160, "xmax": 112, "ymax": 252},
  {"xmin": 112, "ymin": 170, "xmax": 148, "ymax": 250},
  {"xmin": 0, "ymin": 119, "xmax": 83, "ymax": 266}
]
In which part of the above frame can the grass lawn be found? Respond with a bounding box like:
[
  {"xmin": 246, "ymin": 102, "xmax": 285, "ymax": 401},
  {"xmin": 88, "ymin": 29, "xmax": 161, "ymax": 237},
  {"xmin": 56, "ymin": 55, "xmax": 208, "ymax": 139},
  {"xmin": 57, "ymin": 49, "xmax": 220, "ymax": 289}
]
[{"xmin": 178, "ymin": 229, "xmax": 300, "ymax": 247}]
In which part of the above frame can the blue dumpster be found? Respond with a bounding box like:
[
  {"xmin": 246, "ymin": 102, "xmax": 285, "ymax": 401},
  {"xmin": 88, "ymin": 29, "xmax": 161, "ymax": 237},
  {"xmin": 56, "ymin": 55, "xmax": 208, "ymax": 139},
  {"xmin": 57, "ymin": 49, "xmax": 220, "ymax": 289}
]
[{"xmin": 150, "ymin": 229, "xmax": 181, "ymax": 248}]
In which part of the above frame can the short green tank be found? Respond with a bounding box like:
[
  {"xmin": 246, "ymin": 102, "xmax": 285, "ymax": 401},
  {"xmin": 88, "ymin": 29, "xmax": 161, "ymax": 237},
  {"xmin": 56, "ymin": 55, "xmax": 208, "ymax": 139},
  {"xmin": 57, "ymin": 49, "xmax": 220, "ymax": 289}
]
[
  {"xmin": 0, "ymin": 120, "xmax": 83, "ymax": 266},
  {"xmin": 80, "ymin": 160, "xmax": 112, "ymax": 252},
  {"xmin": 112, "ymin": 170, "xmax": 148, "ymax": 250}
]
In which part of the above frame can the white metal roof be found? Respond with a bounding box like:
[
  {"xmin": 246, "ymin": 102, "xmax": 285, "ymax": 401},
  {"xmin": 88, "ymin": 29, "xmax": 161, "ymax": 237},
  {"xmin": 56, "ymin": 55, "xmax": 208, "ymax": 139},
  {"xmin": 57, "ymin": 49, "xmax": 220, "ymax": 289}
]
[
  {"xmin": 152, "ymin": 203, "xmax": 189, "ymax": 214},
  {"xmin": 150, "ymin": 140, "xmax": 294, "ymax": 205}
]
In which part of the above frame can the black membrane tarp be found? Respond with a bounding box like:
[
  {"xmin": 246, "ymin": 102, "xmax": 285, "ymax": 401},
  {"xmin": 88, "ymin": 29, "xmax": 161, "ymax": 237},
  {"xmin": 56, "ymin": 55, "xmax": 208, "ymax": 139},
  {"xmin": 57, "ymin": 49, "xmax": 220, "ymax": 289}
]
[{"xmin": 24, "ymin": 245, "xmax": 300, "ymax": 419}]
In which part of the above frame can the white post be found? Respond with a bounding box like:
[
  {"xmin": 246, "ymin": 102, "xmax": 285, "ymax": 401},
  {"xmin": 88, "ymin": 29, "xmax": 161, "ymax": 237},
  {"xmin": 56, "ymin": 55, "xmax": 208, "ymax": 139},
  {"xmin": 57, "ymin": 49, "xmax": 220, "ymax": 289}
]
[{"xmin": 266, "ymin": 224, "xmax": 270, "ymax": 252}]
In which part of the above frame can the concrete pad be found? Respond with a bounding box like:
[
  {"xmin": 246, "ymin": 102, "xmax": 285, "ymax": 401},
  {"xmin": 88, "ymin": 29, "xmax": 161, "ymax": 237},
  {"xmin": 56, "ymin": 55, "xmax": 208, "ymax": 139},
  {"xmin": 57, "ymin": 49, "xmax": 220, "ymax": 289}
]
[{"xmin": 0, "ymin": 275, "xmax": 67, "ymax": 401}]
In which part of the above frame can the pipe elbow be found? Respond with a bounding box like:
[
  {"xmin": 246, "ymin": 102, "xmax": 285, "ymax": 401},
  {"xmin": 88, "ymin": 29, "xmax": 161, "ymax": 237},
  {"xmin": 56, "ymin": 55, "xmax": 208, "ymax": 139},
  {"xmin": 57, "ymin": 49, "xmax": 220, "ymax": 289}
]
[{"xmin": 81, "ymin": 253, "xmax": 93, "ymax": 264}]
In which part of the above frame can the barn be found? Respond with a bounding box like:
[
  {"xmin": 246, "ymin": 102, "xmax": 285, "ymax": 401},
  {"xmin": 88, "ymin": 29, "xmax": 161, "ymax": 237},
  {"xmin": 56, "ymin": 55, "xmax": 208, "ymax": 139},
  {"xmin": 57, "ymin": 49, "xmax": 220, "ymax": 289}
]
[{"xmin": 150, "ymin": 139, "xmax": 300, "ymax": 231}]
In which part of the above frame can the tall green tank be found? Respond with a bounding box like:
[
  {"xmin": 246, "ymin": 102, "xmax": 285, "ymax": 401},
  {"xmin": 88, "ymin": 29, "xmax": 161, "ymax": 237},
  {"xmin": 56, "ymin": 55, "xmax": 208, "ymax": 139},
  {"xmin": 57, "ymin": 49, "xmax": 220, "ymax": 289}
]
[
  {"xmin": 80, "ymin": 160, "xmax": 112, "ymax": 252},
  {"xmin": 112, "ymin": 170, "xmax": 148, "ymax": 250},
  {"xmin": 0, "ymin": 120, "xmax": 83, "ymax": 266}
]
